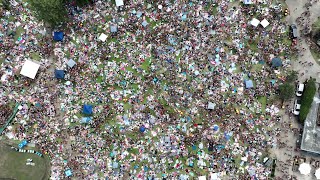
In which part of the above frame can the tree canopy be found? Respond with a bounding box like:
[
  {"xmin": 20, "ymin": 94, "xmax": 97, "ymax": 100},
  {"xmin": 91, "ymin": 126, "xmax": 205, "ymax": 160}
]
[
  {"xmin": 28, "ymin": 0, "xmax": 68, "ymax": 27},
  {"xmin": 278, "ymin": 82, "xmax": 295, "ymax": 101}
]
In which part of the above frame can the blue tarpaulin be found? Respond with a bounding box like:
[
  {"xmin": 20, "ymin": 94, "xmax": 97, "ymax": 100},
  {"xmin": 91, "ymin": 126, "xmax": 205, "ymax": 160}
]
[
  {"xmin": 81, "ymin": 117, "xmax": 92, "ymax": 123},
  {"xmin": 83, "ymin": 104, "xmax": 93, "ymax": 115},
  {"xmin": 53, "ymin": 32, "xmax": 64, "ymax": 41},
  {"xmin": 18, "ymin": 140, "xmax": 28, "ymax": 149},
  {"xmin": 245, "ymin": 80, "xmax": 253, "ymax": 88},
  {"xmin": 55, "ymin": 70, "xmax": 65, "ymax": 79},
  {"xmin": 272, "ymin": 57, "xmax": 282, "ymax": 67}
]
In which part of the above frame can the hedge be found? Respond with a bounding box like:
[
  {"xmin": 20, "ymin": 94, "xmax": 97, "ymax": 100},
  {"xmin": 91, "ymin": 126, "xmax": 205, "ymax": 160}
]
[{"xmin": 299, "ymin": 78, "xmax": 317, "ymax": 123}]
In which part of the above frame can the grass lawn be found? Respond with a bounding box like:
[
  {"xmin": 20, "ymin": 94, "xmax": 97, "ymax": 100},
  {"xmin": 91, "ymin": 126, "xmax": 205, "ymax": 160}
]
[
  {"xmin": 258, "ymin": 96, "xmax": 267, "ymax": 113},
  {"xmin": 0, "ymin": 141, "xmax": 50, "ymax": 180},
  {"xmin": 30, "ymin": 52, "xmax": 41, "ymax": 61}
]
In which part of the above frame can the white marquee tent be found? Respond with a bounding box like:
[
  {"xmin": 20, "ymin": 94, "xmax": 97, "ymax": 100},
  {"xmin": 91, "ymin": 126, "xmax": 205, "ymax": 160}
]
[
  {"xmin": 98, "ymin": 33, "xmax": 107, "ymax": 42},
  {"xmin": 20, "ymin": 60, "xmax": 40, "ymax": 79},
  {"xmin": 299, "ymin": 163, "xmax": 312, "ymax": 175},
  {"xmin": 260, "ymin": 19, "xmax": 270, "ymax": 28},
  {"xmin": 115, "ymin": 0, "xmax": 124, "ymax": 7},
  {"xmin": 250, "ymin": 18, "xmax": 260, "ymax": 27},
  {"xmin": 198, "ymin": 176, "xmax": 206, "ymax": 180},
  {"xmin": 315, "ymin": 168, "xmax": 320, "ymax": 179}
]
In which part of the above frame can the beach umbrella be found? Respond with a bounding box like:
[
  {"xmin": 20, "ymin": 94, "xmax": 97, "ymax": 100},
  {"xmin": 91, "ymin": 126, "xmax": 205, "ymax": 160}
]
[
  {"xmin": 315, "ymin": 168, "xmax": 320, "ymax": 179},
  {"xmin": 299, "ymin": 163, "xmax": 312, "ymax": 175},
  {"xmin": 139, "ymin": 126, "xmax": 146, "ymax": 133},
  {"xmin": 213, "ymin": 125, "xmax": 219, "ymax": 132}
]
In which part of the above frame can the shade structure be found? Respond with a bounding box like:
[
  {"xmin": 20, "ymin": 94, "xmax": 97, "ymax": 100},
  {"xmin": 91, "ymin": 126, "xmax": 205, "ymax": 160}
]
[
  {"xmin": 110, "ymin": 25, "xmax": 117, "ymax": 33},
  {"xmin": 55, "ymin": 70, "xmax": 65, "ymax": 79},
  {"xmin": 243, "ymin": 0, "xmax": 252, "ymax": 4},
  {"xmin": 20, "ymin": 60, "xmax": 40, "ymax": 79},
  {"xmin": 245, "ymin": 80, "xmax": 253, "ymax": 88},
  {"xmin": 142, "ymin": 20, "xmax": 148, "ymax": 27},
  {"xmin": 65, "ymin": 169, "xmax": 72, "ymax": 177},
  {"xmin": 207, "ymin": 102, "xmax": 215, "ymax": 110},
  {"xmin": 139, "ymin": 126, "xmax": 146, "ymax": 133},
  {"xmin": 315, "ymin": 168, "xmax": 320, "ymax": 179},
  {"xmin": 250, "ymin": 18, "xmax": 260, "ymax": 27},
  {"xmin": 299, "ymin": 163, "xmax": 312, "ymax": 175},
  {"xmin": 99, "ymin": 33, "xmax": 107, "ymax": 42},
  {"xmin": 260, "ymin": 19, "xmax": 270, "ymax": 28},
  {"xmin": 67, "ymin": 59, "xmax": 76, "ymax": 68},
  {"xmin": 272, "ymin": 57, "xmax": 282, "ymax": 67},
  {"xmin": 53, "ymin": 32, "xmax": 64, "ymax": 41},
  {"xmin": 83, "ymin": 105, "xmax": 93, "ymax": 115},
  {"xmin": 115, "ymin": 0, "xmax": 123, "ymax": 7},
  {"xmin": 198, "ymin": 176, "xmax": 206, "ymax": 180}
]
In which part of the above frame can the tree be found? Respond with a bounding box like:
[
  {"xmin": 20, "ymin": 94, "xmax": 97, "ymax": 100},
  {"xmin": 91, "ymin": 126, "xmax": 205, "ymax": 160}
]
[
  {"xmin": 28, "ymin": 0, "xmax": 68, "ymax": 27},
  {"xmin": 285, "ymin": 70, "xmax": 298, "ymax": 83},
  {"xmin": 73, "ymin": 0, "xmax": 91, "ymax": 7},
  {"xmin": 278, "ymin": 82, "xmax": 295, "ymax": 101},
  {"xmin": 299, "ymin": 78, "xmax": 316, "ymax": 123}
]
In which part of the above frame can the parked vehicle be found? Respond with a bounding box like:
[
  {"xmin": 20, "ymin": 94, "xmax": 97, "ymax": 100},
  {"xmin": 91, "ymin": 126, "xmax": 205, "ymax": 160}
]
[
  {"xmin": 296, "ymin": 83, "xmax": 304, "ymax": 96},
  {"xmin": 293, "ymin": 99, "xmax": 301, "ymax": 115},
  {"xmin": 290, "ymin": 24, "xmax": 298, "ymax": 39}
]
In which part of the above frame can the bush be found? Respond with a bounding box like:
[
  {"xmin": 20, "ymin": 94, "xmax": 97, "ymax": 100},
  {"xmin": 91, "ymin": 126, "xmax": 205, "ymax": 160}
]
[{"xmin": 299, "ymin": 78, "xmax": 317, "ymax": 123}]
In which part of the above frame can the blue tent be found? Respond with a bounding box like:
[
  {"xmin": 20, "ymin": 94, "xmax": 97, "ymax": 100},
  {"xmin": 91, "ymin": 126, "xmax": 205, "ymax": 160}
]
[
  {"xmin": 18, "ymin": 140, "xmax": 28, "ymax": 149},
  {"xmin": 53, "ymin": 32, "xmax": 64, "ymax": 41},
  {"xmin": 55, "ymin": 70, "xmax": 65, "ymax": 79},
  {"xmin": 83, "ymin": 104, "xmax": 93, "ymax": 115},
  {"xmin": 245, "ymin": 80, "xmax": 253, "ymax": 89},
  {"xmin": 272, "ymin": 57, "xmax": 282, "ymax": 67},
  {"xmin": 139, "ymin": 126, "xmax": 146, "ymax": 133}
]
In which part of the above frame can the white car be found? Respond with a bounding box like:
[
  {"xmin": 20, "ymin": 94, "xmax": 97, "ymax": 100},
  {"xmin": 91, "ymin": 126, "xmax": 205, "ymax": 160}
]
[
  {"xmin": 293, "ymin": 99, "xmax": 301, "ymax": 115},
  {"xmin": 296, "ymin": 83, "xmax": 304, "ymax": 97}
]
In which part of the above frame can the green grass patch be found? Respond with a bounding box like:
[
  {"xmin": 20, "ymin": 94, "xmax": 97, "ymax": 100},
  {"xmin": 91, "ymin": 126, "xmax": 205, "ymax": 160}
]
[
  {"xmin": 30, "ymin": 52, "xmax": 41, "ymax": 61},
  {"xmin": 0, "ymin": 142, "xmax": 50, "ymax": 180},
  {"xmin": 258, "ymin": 96, "xmax": 267, "ymax": 113},
  {"xmin": 14, "ymin": 26, "xmax": 25, "ymax": 41}
]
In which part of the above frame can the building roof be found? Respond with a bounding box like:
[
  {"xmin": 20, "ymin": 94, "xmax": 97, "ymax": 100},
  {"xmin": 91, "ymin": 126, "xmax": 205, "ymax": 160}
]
[
  {"xmin": 20, "ymin": 60, "xmax": 40, "ymax": 79},
  {"xmin": 301, "ymin": 90, "xmax": 320, "ymax": 154}
]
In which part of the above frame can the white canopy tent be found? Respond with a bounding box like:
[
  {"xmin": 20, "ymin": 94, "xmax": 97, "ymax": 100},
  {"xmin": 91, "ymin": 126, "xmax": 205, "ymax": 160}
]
[
  {"xmin": 315, "ymin": 168, "xmax": 320, "ymax": 179},
  {"xmin": 98, "ymin": 33, "xmax": 107, "ymax": 42},
  {"xmin": 115, "ymin": 0, "xmax": 124, "ymax": 7},
  {"xmin": 250, "ymin": 18, "xmax": 260, "ymax": 27},
  {"xmin": 20, "ymin": 60, "xmax": 40, "ymax": 79},
  {"xmin": 260, "ymin": 19, "xmax": 270, "ymax": 28},
  {"xmin": 198, "ymin": 176, "xmax": 206, "ymax": 180},
  {"xmin": 299, "ymin": 163, "xmax": 312, "ymax": 175}
]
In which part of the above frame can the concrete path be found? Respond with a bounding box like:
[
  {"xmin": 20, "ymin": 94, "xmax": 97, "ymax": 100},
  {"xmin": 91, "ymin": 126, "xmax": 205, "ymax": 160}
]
[{"xmin": 285, "ymin": 0, "xmax": 320, "ymax": 82}]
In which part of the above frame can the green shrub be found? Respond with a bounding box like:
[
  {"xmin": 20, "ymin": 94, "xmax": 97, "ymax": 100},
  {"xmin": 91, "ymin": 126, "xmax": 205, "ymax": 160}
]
[{"xmin": 299, "ymin": 78, "xmax": 317, "ymax": 123}]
